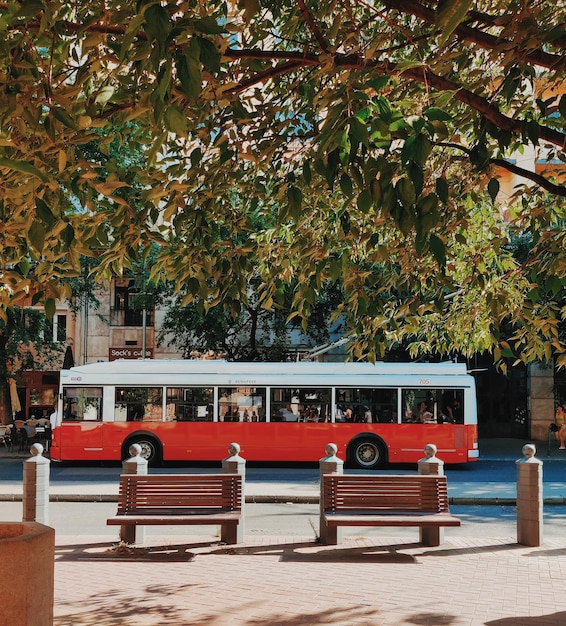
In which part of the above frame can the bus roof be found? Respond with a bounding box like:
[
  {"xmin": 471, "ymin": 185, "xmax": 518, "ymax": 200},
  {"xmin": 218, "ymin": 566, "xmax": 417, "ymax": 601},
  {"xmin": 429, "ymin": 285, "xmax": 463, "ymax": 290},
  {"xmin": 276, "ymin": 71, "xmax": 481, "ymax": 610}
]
[{"xmin": 62, "ymin": 359, "xmax": 470, "ymax": 377}]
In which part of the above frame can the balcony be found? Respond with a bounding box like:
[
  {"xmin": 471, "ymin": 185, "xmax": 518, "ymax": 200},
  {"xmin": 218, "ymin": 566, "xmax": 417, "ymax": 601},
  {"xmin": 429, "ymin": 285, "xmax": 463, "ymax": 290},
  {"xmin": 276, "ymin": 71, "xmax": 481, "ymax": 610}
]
[{"xmin": 110, "ymin": 308, "xmax": 154, "ymax": 327}]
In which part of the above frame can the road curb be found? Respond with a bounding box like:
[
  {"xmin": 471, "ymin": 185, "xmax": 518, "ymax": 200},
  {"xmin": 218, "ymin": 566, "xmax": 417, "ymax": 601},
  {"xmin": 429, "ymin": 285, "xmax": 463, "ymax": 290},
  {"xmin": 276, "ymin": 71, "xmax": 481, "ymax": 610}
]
[{"xmin": 2, "ymin": 493, "xmax": 566, "ymax": 506}]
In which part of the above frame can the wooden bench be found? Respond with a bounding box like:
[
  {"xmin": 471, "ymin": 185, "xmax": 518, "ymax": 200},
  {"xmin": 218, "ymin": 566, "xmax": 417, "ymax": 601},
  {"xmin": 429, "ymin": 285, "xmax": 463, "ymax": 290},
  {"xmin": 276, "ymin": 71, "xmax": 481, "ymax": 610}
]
[
  {"xmin": 107, "ymin": 474, "xmax": 243, "ymax": 544},
  {"xmin": 320, "ymin": 474, "xmax": 460, "ymax": 546}
]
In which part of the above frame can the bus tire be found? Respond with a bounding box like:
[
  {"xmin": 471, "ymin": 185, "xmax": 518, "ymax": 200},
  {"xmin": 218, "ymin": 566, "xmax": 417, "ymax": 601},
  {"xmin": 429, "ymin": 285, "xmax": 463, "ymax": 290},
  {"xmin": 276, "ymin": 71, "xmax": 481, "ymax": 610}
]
[
  {"xmin": 349, "ymin": 437, "xmax": 387, "ymax": 469},
  {"xmin": 125, "ymin": 435, "xmax": 162, "ymax": 465}
]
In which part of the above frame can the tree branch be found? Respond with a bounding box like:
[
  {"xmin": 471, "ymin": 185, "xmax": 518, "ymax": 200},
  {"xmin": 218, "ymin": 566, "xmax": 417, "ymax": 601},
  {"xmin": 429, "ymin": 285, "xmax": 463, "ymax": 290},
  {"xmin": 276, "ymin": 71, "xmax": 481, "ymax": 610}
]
[
  {"xmin": 377, "ymin": 0, "xmax": 566, "ymax": 71},
  {"xmin": 297, "ymin": 0, "xmax": 330, "ymax": 53},
  {"xmin": 224, "ymin": 48, "xmax": 566, "ymax": 150},
  {"xmin": 439, "ymin": 142, "xmax": 566, "ymax": 197}
]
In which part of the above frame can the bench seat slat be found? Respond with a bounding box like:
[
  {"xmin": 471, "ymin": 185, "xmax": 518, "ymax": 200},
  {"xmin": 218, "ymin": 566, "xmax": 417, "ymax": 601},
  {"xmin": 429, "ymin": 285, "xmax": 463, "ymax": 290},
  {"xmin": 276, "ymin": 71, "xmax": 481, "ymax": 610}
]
[
  {"xmin": 107, "ymin": 512, "xmax": 241, "ymax": 525},
  {"xmin": 324, "ymin": 513, "xmax": 461, "ymax": 527}
]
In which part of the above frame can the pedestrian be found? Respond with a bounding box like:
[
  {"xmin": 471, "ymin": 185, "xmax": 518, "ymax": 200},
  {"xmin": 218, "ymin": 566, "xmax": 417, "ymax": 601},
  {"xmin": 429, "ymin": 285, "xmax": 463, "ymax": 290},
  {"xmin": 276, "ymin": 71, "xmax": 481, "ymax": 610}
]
[{"xmin": 554, "ymin": 404, "xmax": 566, "ymax": 449}]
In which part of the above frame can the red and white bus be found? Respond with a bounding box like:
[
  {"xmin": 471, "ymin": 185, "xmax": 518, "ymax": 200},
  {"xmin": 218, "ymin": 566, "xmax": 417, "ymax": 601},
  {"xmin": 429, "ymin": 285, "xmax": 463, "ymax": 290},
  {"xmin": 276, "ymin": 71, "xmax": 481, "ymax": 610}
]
[{"xmin": 50, "ymin": 359, "xmax": 478, "ymax": 467}]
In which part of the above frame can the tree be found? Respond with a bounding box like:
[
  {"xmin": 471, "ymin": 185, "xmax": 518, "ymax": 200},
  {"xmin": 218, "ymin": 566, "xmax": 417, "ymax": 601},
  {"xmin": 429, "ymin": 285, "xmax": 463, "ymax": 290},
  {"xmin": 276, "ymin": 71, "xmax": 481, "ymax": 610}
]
[
  {"xmin": 0, "ymin": 1, "xmax": 565, "ymax": 365},
  {"xmin": 158, "ymin": 277, "xmax": 344, "ymax": 360},
  {"xmin": 0, "ymin": 307, "xmax": 64, "ymax": 423}
]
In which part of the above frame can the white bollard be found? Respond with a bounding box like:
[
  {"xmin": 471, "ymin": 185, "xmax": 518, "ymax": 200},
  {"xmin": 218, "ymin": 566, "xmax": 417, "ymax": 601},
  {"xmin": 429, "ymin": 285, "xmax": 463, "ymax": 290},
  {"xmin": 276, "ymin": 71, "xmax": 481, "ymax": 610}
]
[
  {"xmin": 417, "ymin": 443, "xmax": 444, "ymax": 476},
  {"xmin": 222, "ymin": 442, "xmax": 246, "ymax": 543},
  {"xmin": 23, "ymin": 444, "xmax": 50, "ymax": 525},
  {"xmin": 120, "ymin": 443, "xmax": 148, "ymax": 544},
  {"xmin": 516, "ymin": 443, "xmax": 543, "ymax": 547},
  {"xmin": 319, "ymin": 443, "xmax": 344, "ymax": 544},
  {"xmin": 417, "ymin": 443, "xmax": 444, "ymax": 545}
]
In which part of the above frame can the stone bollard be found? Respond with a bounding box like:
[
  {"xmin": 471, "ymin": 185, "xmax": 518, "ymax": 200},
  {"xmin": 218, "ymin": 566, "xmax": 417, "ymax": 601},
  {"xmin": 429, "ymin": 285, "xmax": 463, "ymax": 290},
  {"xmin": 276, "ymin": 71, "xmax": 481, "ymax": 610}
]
[
  {"xmin": 23, "ymin": 443, "xmax": 50, "ymax": 525},
  {"xmin": 417, "ymin": 443, "xmax": 444, "ymax": 476},
  {"xmin": 222, "ymin": 442, "xmax": 246, "ymax": 543},
  {"xmin": 120, "ymin": 443, "xmax": 148, "ymax": 544},
  {"xmin": 516, "ymin": 443, "xmax": 543, "ymax": 547},
  {"xmin": 417, "ymin": 444, "xmax": 444, "ymax": 545},
  {"xmin": 319, "ymin": 443, "xmax": 344, "ymax": 544}
]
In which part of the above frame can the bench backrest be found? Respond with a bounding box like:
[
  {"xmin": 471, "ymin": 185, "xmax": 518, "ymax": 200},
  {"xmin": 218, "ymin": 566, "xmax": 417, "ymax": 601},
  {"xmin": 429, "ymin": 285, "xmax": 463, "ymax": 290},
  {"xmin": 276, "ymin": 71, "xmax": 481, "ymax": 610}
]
[
  {"xmin": 322, "ymin": 474, "xmax": 450, "ymax": 514},
  {"xmin": 117, "ymin": 474, "xmax": 242, "ymax": 514}
]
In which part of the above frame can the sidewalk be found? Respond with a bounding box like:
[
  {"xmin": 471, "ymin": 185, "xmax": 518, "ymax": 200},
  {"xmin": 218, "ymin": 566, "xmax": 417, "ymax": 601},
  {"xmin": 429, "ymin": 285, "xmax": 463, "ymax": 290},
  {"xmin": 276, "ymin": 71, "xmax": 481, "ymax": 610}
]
[{"xmin": 52, "ymin": 532, "xmax": 566, "ymax": 626}]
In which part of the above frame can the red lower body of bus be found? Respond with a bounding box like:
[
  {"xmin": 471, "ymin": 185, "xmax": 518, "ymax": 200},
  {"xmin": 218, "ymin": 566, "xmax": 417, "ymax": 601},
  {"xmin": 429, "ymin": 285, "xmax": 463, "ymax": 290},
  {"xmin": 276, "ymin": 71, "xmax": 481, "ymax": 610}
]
[{"xmin": 49, "ymin": 421, "xmax": 479, "ymax": 466}]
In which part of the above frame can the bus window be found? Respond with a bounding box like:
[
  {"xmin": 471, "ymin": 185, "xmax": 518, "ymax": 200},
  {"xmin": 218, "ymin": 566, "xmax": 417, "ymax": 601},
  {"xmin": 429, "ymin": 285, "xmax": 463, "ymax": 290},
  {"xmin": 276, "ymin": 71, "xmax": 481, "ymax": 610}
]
[
  {"xmin": 335, "ymin": 388, "xmax": 397, "ymax": 423},
  {"xmin": 115, "ymin": 387, "xmax": 163, "ymax": 422},
  {"xmin": 218, "ymin": 387, "xmax": 266, "ymax": 422},
  {"xmin": 166, "ymin": 387, "xmax": 214, "ymax": 422},
  {"xmin": 271, "ymin": 388, "xmax": 331, "ymax": 422},
  {"xmin": 62, "ymin": 387, "xmax": 103, "ymax": 421},
  {"xmin": 401, "ymin": 388, "xmax": 464, "ymax": 423}
]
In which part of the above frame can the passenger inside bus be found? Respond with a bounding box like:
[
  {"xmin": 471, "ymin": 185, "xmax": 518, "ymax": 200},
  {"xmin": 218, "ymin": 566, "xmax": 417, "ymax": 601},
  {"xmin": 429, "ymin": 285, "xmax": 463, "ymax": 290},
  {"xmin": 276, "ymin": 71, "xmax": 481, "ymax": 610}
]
[{"xmin": 416, "ymin": 402, "xmax": 435, "ymax": 423}]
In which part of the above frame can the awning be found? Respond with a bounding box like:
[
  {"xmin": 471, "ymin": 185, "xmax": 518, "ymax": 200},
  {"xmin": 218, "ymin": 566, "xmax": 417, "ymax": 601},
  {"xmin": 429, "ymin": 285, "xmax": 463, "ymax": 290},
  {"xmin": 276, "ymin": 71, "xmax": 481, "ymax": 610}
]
[{"xmin": 8, "ymin": 378, "xmax": 21, "ymax": 415}]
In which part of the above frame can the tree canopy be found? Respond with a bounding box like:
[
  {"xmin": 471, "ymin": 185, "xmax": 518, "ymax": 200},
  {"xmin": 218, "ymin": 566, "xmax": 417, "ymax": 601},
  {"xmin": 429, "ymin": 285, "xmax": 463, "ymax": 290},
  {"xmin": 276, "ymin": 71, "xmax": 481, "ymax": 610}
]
[{"xmin": 0, "ymin": 0, "xmax": 565, "ymax": 366}]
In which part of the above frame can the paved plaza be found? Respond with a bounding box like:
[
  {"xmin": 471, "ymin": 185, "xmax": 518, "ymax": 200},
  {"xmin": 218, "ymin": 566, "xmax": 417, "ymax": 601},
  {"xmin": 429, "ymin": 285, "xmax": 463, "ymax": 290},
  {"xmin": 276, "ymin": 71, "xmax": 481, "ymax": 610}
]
[{"xmin": 52, "ymin": 532, "xmax": 566, "ymax": 626}]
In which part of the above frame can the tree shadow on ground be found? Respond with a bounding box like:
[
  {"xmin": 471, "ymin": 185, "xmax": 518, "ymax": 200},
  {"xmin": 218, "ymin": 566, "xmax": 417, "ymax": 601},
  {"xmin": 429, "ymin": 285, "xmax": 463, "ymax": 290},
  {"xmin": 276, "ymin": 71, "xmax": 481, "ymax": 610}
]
[{"xmin": 485, "ymin": 612, "xmax": 566, "ymax": 625}]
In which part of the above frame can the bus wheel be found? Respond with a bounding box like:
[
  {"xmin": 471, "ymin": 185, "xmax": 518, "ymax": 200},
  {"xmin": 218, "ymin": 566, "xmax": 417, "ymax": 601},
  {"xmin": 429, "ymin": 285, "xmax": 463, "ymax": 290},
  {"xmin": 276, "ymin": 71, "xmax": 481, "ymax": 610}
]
[
  {"xmin": 351, "ymin": 438, "xmax": 386, "ymax": 469},
  {"xmin": 126, "ymin": 436, "xmax": 161, "ymax": 465}
]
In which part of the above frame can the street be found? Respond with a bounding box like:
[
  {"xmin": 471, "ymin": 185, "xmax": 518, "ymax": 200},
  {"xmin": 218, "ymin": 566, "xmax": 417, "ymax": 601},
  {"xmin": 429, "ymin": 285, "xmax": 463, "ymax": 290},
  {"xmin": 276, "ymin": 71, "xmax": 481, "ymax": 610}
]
[{"xmin": 2, "ymin": 455, "xmax": 566, "ymax": 493}]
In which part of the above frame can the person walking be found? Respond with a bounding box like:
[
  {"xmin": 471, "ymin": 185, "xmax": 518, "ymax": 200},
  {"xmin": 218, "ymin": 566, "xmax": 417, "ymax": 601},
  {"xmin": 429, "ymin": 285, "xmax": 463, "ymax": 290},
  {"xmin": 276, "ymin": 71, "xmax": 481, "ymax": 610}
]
[{"xmin": 554, "ymin": 404, "xmax": 566, "ymax": 449}]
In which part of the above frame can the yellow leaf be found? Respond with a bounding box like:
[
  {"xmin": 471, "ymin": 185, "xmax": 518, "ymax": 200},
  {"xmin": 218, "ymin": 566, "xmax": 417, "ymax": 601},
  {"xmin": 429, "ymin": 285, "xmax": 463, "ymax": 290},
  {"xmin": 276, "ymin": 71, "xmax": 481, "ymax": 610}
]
[
  {"xmin": 93, "ymin": 181, "xmax": 130, "ymax": 195},
  {"xmin": 58, "ymin": 150, "xmax": 67, "ymax": 173}
]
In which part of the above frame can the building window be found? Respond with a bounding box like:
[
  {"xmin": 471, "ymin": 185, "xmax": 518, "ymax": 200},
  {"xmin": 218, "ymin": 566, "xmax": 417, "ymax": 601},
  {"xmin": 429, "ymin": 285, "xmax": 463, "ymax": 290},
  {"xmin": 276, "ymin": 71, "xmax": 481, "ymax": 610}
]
[
  {"xmin": 43, "ymin": 314, "xmax": 67, "ymax": 342},
  {"xmin": 110, "ymin": 280, "xmax": 154, "ymax": 327}
]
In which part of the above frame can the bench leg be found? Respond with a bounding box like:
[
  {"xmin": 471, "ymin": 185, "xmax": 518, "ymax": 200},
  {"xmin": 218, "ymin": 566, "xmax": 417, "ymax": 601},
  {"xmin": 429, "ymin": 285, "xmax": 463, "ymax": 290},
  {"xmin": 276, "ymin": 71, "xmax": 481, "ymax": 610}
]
[
  {"xmin": 120, "ymin": 524, "xmax": 145, "ymax": 545},
  {"xmin": 220, "ymin": 523, "xmax": 238, "ymax": 545},
  {"xmin": 420, "ymin": 527, "xmax": 443, "ymax": 547},
  {"xmin": 319, "ymin": 516, "xmax": 340, "ymax": 545}
]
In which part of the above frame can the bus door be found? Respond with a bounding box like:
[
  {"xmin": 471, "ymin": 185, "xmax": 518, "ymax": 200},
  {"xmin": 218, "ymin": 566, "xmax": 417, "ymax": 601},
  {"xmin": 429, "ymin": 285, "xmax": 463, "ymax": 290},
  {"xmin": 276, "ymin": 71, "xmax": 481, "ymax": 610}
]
[{"xmin": 58, "ymin": 386, "xmax": 104, "ymax": 457}]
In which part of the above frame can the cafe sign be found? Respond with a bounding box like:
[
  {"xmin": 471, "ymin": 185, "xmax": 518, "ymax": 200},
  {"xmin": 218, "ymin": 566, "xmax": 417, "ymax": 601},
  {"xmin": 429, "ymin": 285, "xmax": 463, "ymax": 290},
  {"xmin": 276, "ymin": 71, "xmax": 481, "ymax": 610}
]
[{"xmin": 109, "ymin": 347, "xmax": 153, "ymax": 360}]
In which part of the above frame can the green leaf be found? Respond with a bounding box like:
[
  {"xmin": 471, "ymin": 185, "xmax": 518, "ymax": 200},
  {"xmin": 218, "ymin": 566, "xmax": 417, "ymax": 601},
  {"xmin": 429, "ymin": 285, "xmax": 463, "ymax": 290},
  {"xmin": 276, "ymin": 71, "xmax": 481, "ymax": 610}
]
[
  {"xmin": 396, "ymin": 177, "xmax": 416, "ymax": 208},
  {"xmin": 424, "ymin": 107, "xmax": 453, "ymax": 122},
  {"xmin": 28, "ymin": 221, "xmax": 46, "ymax": 253},
  {"xmin": 199, "ymin": 37, "xmax": 221, "ymax": 74},
  {"xmin": 51, "ymin": 106, "xmax": 77, "ymax": 130},
  {"xmin": 164, "ymin": 105, "xmax": 187, "ymax": 136},
  {"xmin": 287, "ymin": 186, "xmax": 302, "ymax": 218},
  {"xmin": 349, "ymin": 116, "xmax": 369, "ymax": 147},
  {"xmin": 144, "ymin": 4, "xmax": 171, "ymax": 52},
  {"xmin": 487, "ymin": 177, "xmax": 500, "ymax": 202},
  {"xmin": 16, "ymin": 0, "xmax": 44, "ymax": 18},
  {"xmin": 63, "ymin": 223, "xmax": 75, "ymax": 248},
  {"xmin": 303, "ymin": 160, "xmax": 312, "ymax": 186},
  {"xmin": 0, "ymin": 158, "xmax": 49, "ymax": 182},
  {"xmin": 177, "ymin": 38, "xmax": 202, "ymax": 99},
  {"xmin": 194, "ymin": 17, "xmax": 225, "ymax": 35},
  {"xmin": 436, "ymin": 178, "xmax": 449, "ymax": 203},
  {"xmin": 413, "ymin": 134, "xmax": 432, "ymax": 167},
  {"xmin": 45, "ymin": 297, "xmax": 56, "ymax": 321},
  {"xmin": 35, "ymin": 198, "xmax": 57, "ymax": 227},
  {"xmin": 340, "ymin": 173, "xmax": 353, "ymax": 198},
  {"xmin": 429, "ymin": 234, "xmax": 446, "ymax": 268},
  {"xmin": 436, "ymin": 0, "xmax": 474, "ymax": 45},
  {"xmin": 356, "ymin": 188, "xmax": 372, "ymax": 212},
  {"xmin": 18, "ymin": 258, "xmax": 30, "ymax": 277}
]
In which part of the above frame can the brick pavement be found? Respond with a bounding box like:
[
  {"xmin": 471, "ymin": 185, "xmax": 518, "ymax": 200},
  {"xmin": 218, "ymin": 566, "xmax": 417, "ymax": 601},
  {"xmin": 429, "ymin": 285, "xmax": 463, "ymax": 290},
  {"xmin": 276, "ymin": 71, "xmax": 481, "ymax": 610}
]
[{"xmin": 53, "ymin": 533, "xmax": 566, "ymax": 626}]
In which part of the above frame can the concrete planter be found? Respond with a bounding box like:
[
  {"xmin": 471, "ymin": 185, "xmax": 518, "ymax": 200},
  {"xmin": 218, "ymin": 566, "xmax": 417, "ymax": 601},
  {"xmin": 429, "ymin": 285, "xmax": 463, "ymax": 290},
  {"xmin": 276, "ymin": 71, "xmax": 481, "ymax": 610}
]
[{"xmin": 0, "ymin": 522, "xmax": 54, "ymax": 626}]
